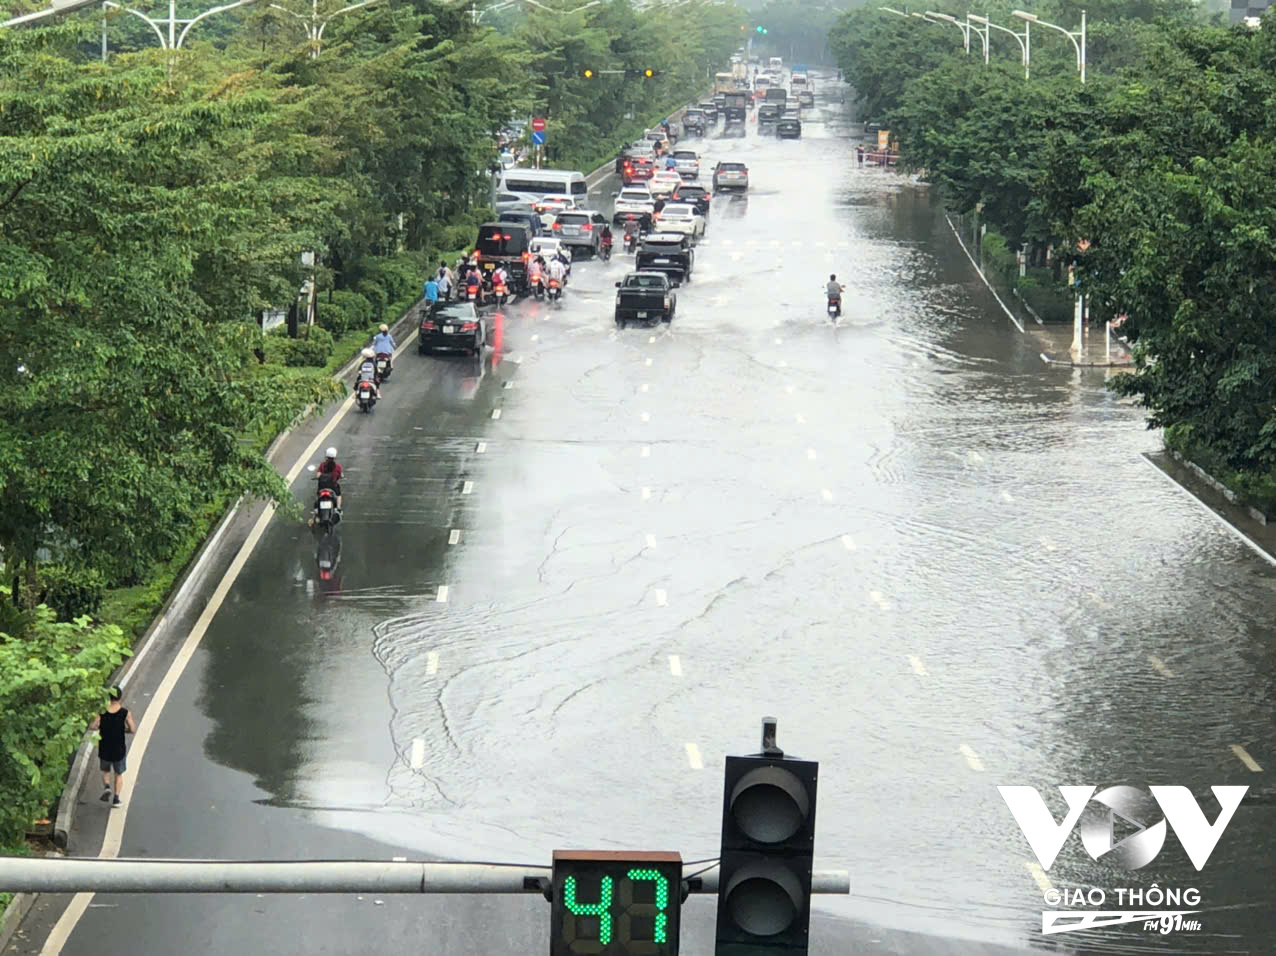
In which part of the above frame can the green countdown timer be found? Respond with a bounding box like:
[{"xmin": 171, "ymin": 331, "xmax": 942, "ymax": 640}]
[{"xmin": 551, "ymin": 850, "xmax": 682, "ymax": 955}]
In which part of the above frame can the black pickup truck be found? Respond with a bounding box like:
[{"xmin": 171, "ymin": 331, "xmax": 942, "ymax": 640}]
[
  {"xmin": 635, "ymin": 233, "xmax": 693, "ymax": 283},
  {"xmin": 614, "ymin": 272, "xmax": 677, "ymax": 328}
]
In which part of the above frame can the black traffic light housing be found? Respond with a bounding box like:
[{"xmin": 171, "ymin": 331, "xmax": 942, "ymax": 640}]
[{"xmin": 715, "ymin": 718, "xmax": 817, "ymax": 954}]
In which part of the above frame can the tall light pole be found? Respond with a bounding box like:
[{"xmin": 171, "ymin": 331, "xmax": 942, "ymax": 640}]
[
  {"xmin": 269, "ymin": 0, "xmax": 384, "ymax": 58},
  {"xmin": 925, "ymin": 11, "xmax": 981, "ymax": 56},
  {"xmin": 969, "ymin": 14, "xmax": 1029, "ymax": 78},
  {"xmin": 101, "ymin": 0, "xmax": 261, "ymax": 63},
  {"xmin": 1012, "ymin": 9, "xmax": 1084, "ymax": 83},
  {"xmin": 878, "ymin": 6, "xmax": 910, "ymax": 15}
]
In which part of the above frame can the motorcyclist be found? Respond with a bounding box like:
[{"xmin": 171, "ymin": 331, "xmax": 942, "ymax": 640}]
[
  {"xmin": 464, "ymin": 263, "xmax": 483, "ymax": 302},
  {"xmin": 599, "ymin": 222, "xmax": 613, "ymax": 258},
  {"xmin": 826, "ymin": 274, "xmax": 846, "ymax": 315},
  {"xmin": 623, "ymin": 218, "xmax": 639, "ymax": 252},
  {"xmin": 373, "ymin": 323, "xmax": 395, "ymax": 373},
  {"xmin": 546, "ymin": 255, "xmax": 568, "ymax": 292},
  {"xmin": 552, "ymin": 249, "xmax": 571, "ymax": 282},
  {"xmin": 355, "ymin": 347, "xmax": 383, "ymax": 393},
  {"xmin": 317, "ymin": 446, "xmax": 343, "ymax": 511},
  {"xmin": 528, "ymin": 255, "xmax": 544, "ymax": 288},
  {"xmin": 491, "ymin": 265, "xmax": 509, "ymax": 300}
]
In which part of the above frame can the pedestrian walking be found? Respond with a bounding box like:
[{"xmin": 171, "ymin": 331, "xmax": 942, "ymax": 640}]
[
  {"xmin": 91, "ymin": 687, "xmax": 136, "ymax": 808},
  {"xmin": 856, "ymin": 144, "xmax": 864, "ymax": 165}
]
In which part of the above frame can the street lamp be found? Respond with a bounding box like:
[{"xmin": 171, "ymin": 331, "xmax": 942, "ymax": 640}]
[
  {"xmin": 1012, "ymin": 8, "xmax": 1085, "ymax": 83},
  {"xmin": 969, "ymin": 14, "xmax": 1029, "ymax": 78},
  {"xmin": 100, "ymin": 0, "xmax": 261, "ymax": 61},
  {"xmin": 878, "ymin": 6, "xmax": 910, "ymax": 16},
  {"xmin": 925, "ymin": 11, "xmax": 978, "ymax": 56},
  {"xmin": 269, "ymin": 0, "xmax": 385, "ymax": 58}
]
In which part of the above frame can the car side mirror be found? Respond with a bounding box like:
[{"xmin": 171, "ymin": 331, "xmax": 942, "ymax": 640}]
[
  {"xmin": 611, "ymin": 192, "xmax": 619, "ymax": 198},
  {"xmin": 615, "ymin": 281, "xmax": 621, "ymax": 288}
]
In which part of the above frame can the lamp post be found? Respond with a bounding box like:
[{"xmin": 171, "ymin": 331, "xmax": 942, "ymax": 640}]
[
  {"xmin": 268, "ymin": 0, "xmax": 385, "ymax": 58},
  {"xmin": 925, "ymin": 11, "xmax": 978, "ymax": 56},
  {"xmin": 969, "ymin": 14, "xmax": 1029, "ymax": 78},
  {"xmin": 100, "ymin": 0, "xmax": 261, "ymax": 62},
  {"xmin": 1012, "ymin": 9, "xmax": 1084, "ymax": 83},
  {"xmin": 878, "ymin": 6, "xmax": 909, "ymax": 15}
]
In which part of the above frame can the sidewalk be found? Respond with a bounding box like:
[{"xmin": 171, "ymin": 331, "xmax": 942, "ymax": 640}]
[{"xmin": 1034, "ymin": 319, "xmax": 1134, "ymax": 369}]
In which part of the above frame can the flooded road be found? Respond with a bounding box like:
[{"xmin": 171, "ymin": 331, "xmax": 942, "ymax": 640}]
[{"xmin": 41, "ymin": 73, "xmax": 1276, "ymax": 955}]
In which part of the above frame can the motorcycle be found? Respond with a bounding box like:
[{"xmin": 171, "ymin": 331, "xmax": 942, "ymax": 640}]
[
  {"xmin": 315, "ymin": 532, "xmax": 342, "ymax": 583},
  {"xmin": 827, "ymin": 296, "xmax": 842, "ymax": 321},
  {"xmin": 465, "ymin": 280, "xmax": 481, "ymax": 305},
  {"xmin": 492, "ymin": 278, "xmax": 508, "ymax": 307},
  {"xmin": 375, "ymin": 352, "xmax": 392, "ymax": 381},
  {"xmin": 530, "ymin": 273, "xmax": 544, "ymax": 300},
  {"xmin": 600, "ymin": 236, "xmax": 613, "ymax": 262},
  {"xmin": 355, "ymin": 378, "xmax": 377, "ymax": 412},
  {"xmin": 307, "ymin": 466, "xmax": 341, "ymax": 533},
  {"xmin": 547, "ymin": 277, "xmax": 562, "ymax": 305}
]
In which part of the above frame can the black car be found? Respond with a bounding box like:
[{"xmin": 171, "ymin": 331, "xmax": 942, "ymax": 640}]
[
  {"xmin": 615, "ymin": 272, "xmax": 676, "ymax": 327},
  {"xmin": 474, "ymin": 221, "xmax": 533, "ymax": 292},
  {"xmin": 777, "ymin": 118, "xmax": 802, "ymax": 139},
  {"xmin": 419, "ymin": 302, "xmax": 484, "ymax": 355},
  {"xmin": 635, "ymin": 233, "xmax": 693, "ymax": 283},
  {"xmin": 497, "ymin": 209, "xmax": 544, "ymax": 237},
  {"xmin": 757, "ymin": 103, "xmax": 781, "ymax": 124},
  {"xmin": 682, "ymin": 109, "xmax": 706, "ymax": 135},
  {"xmin": 670, "ymin": 184, "xmax": 711, "ymax": 216}
]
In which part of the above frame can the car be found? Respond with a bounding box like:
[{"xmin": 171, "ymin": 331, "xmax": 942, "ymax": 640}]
[
  {"xmin": 670, "ymin": 183, "xmax": 711, "ymax": 216},
  {"xmin": 613, "ymin": 186, "xmax": 657, "ymax": 224},
  {"xmin": 614, "ymin": 272, "xmax": 676, "ymax": 327},
  {"xmin": 529, "ymin": 235, "xmax": 573, "ymax": 266},
  {"xmin": 499, "ymin": 150, "xmax": 516, "ymax": 169},
  {"xmin": 497, "ymin": 209, "xmax": 545, "ymax": 237},
  {"xmin": 682, "ymin": 109, "xmax": 706, "ymax": 135},
  {"xmin": 671, "ymin": 149, "xmax": 700, "ymax": 178},
  {"xmin": 473, "ymin": 221, "xmax": 533, "ymax": 293},
  {"xmin": 553, "ymin": 210, "xmax": 603, "ymax": 255},
  {"xmin": 757, "ymin": 104, "xmax": 781, "ymax": 125},
  {"xmin": 697, "ymin": 101, "xmax": 718, "ymax": 123},
  {"xmin": 798, "ymin": 90, "xmax": 814, "ymax": 108},
  {"xmin": 635, "ymin": 233, "xmax": 693, "ymax": 284},
  {"xmin": 712, "ymin": 161, "xmax": 749, "ymax": 192},
  {"xmin": 494, "ymin": 191, "xmax": 530, "ymax": 212},
  {"xmin": 643, "ymin": 129, "xmax": 670, "ymax": 152},
  {"xmin": 419, "ymin": 301, "xmax": 484, "ymax": 356},
  {"xmin": 620, "ymin": 153, "xmax": 656, "ymax": 185},
  {"xmin": 777, "ymin": 117, "xmax": 802, "ymax": 139},
  {"xmin": 532, "ymin": 196, "xmax": 576, "ymax": 227},
  {"xmin": 649, "ymin": 170, "xmax": 683, "ymax": 197},
  {"xmin": 653, "ymin": 203, "xmax": 705, "ymax": 241}
]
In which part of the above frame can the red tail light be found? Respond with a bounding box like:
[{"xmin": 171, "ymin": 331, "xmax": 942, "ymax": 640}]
[
  {"xmin": 522, "ymin": 251, "xmax": 530, "ymax": 261},
  {"xmin": 552, "ymin": 222, "xmax": 560, "ymax": 230},
  {"xmin": 582, "ymin": 223, "xmax": 593, "ymax": 231},
  {"xmin": 549, "ymin": 279, "xmax": 560, "ymax": 288},
  {"xmin": 421, "ymin": 320, "xmax": 436, "ymax": 330},
  {"xmin": 461, "ymin": 321, "xmax": 477, "ymax": 331}
]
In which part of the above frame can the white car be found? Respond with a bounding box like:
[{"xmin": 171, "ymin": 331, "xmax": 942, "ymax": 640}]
[
  {"xmin": 533, "ymin": 196, "xmax": 575, "ymax": 226},
  {"xmin": 529, "ymin": 236, "xmax": 573, "ymax": 266},
  {"xmin": 613, "ymin": 187, "xmax": 656, "ymax": 223},
  {"xmin": 653, "ymin": 203, "xmax": 705, "ymax": 240},
  {"xmin": 649, "ymin": 170, "xmax": 683, "ymax": 197}
]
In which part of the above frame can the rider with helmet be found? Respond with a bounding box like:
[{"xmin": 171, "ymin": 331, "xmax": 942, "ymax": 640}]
[
  {"xmin": 373, "ymin": 323, "xmax": 395, "ymax": 374},
  {"xmin": 317, "ymin": 446, "xmax": 343, "ymax": 511},
  {"xmin": 356, "ymin": 347, "xmax": 383, "ymax": 393}
]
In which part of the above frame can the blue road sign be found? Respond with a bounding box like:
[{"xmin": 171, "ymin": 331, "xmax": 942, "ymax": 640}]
[{"xmin": 531, "ymin": 130, "xmax": 546, "ymax": 145}]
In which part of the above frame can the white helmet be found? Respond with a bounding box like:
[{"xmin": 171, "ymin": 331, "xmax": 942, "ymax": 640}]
[
  {"xmin": 362, "ymin": 347, "xmax": 374, "ymax": 359},
  {"xmin": 379, "ymin": 324, "xmax": 388, "ymax": 333},
  {"xmin": 325, "ymin": 447, "xmax": 337, "ymax": 459}
]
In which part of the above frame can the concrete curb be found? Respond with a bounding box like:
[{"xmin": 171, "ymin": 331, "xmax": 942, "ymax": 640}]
[
  {"xmin": 943, "ymin": 213, "xmax": 1026, "ymax": 334},
  {"xmin": 1168, "ymin": 449, "xmax": 1269, "ymax": 525},
  {"xmin": 0, "ymin": 890, "xmax": 37, "ymax": 952}
]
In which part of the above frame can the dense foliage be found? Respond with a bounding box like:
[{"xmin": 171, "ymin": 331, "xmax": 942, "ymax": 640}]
[{"xmin": 831, "ymin": 3, "xmax": 1276, "ymax": 491}]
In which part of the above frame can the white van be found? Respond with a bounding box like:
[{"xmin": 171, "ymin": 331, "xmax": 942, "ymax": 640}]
[{"xmin": 498, "ymin": 168, "xmax": 588, "ymax": 205}]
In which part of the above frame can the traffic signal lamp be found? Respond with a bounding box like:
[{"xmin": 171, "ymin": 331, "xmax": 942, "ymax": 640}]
[
  {"xmin": 715, "ymin": 725, "xmax": 817, "ymax": 954},
  {"xmin": 582, "ymin": 67, "xmax": 596, "ymax": 79},
  {"xmin": 624, "ymin": 68, "xmax": 662, "ymax": 79}
]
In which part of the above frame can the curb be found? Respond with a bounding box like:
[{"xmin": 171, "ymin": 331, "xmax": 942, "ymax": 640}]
[
  {"xmin": 49, "ymin": 298, "xmax": 422, "ymax": 854},
  {"xmin": 1038, "ymin": 351, "xmax": 1134, "ymax": 369},
  {"xmin": 943, "ymin": 213, "xmax": 1026, "ymax": 334},
  {"xmin": 1168, "ymin": 449, "xmax": 1269, "ymax": 525},
  {"xmin": 0, "ymin": 890, "xmax": 36, "ymax": 952}
]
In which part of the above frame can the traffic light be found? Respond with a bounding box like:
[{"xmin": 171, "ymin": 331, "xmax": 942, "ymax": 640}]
[
  {"xmin": 626, "ymin": 68, "xmax": 662, "ymax": 79},
  {"xmin": 582, "ymin": 67, "xmax": 596, "ymax": 79},
  {"xmin": 715, "ymin": 719, "xmax": 817, "ymax": 954}
]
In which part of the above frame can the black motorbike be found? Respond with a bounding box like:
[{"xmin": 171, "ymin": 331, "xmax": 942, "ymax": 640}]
[
  {"xmin": 308, "ymin": 468, "xmax": 341, "ymax": 533},
  {"xmin": 355, "ymin": 379, "xmax": 377, "ymax": 412}
]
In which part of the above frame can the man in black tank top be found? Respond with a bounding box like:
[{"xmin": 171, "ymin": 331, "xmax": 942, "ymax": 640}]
[{"xmin": 91, "ymin": 687, "xmax": 137, "ymax": 807}]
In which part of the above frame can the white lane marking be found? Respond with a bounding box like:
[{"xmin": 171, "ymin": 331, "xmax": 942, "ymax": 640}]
[
  {"xmin": 785, "ymin": 384, "xmax": 794, "ymax": 394},
  {"xmin": 1147, "ymin": 655, "xmax": 1173, "ymax": 678},
  {"xmin": 815, "ymin": 240, "xmax": 826, "ymax": 248},
  {"xmin": 645, "ymin": 534, "xmax": 657, "ymax": 549},
  {"xmin": 959, "ymin": 744, "xmax": 986, "ymax": 772},
  {"xmin": 531, "ymin": 334, "xmax": 538, "ymax": 342},
  {"xmin": 462, "ymin": 480, "xmax": 474, "ymax": 495},
  {"xmin": 640, "ymin": 411, "xmax": 650, "ymax": 422},
  {"xmin": 392, "ymin": 856, "xmax": 407, "ymax": 862},
  {"xmin": 436, "ymin": 585, "xmax": 449, "ymax": 603},
  {"xmin": 645, "ymin": 357, "xmax": 653, "ymax": 366},
  {"xmin": 1039, "ymin": 536, "xmax": 1057, "ymax": 551},
  {"xmin": 821, "ymin": 488, "xmax": 833, "ymax": 501},
  {"xmin": 967, "ymin": 450, "xmax": 984, "ymax": 465},
  {"xmin": 476, "ymin": 441, "xmax": 486, "ymax": 453},
  {"xmin": 410, "ymin": 738, "xmax": 426, "ymax": 769},
  {"xmin": 39, "ymin": 325, "xmax": 431, "ymax": 953},
  {"xmin": 1026, "ymin": 862, "xmax": 1054, "ymax": 894},
  {"xmin": 791, "ymin": 240, "xmax": 802, "ymax": 247},
  {"xmin": 746, "ymin": 238, "xmax": 758, "ymax": 246},
  {"xmin": 807, "ymin": 448, "xmax": 817, "ymax": 460},
  {"xmin": 448, "ymin": 529, "xmax": 461, "ymax": 545},
  {"xmin": 723, "ymin": 238, "xmax": 734, "ymax": 246},
  {"xmin": 641, "ymin": 445, "xmax": 651, "ymax": 458},
  {"xmin": 426, "ymin": 652, "xmax": 439, "ymax": 676},
  {"xmin": 795, "ymin": 413, "xmax": 806, "ymax": 424},
  {"xmin": 642, "ymin": 487, "xmax": 651, "ymax": 499},
  {"xmin": 908, "ymin": 655, "xmax": 927, "ymax": 677},
  {"xmin": 1143, "ymin": 456, "xmax": 1276, "ymax": 568},
  {"xmin": 778, "ymin": 360, "xmax": 788, "ymax": 368},
  {"xmin": 870, "ymin": 590, "xmax": 891, "ymax": 610},
  {"xmin": 640, "ymin": 383, "xmax": 649, "ymax": 392},
  {"xmin": 685, "ymin": 742, "xmax": 704, "ymax": 769},
  {"xmin": 1232, "ymin": 744, "xmax": 1263, "ymax": 772},
  {"xmin": 774, "ymin": 337, "xmax": 783, "ymax": 345},
  {"xmin": 503, "ymin": 381, "xmax": 513, "ymax": 389},
  {"xmin": 491, "ymin": 408, "xmax": 502, "ymax": 420},
  {"xmin": 648, "ymin": 335, "xmax": 656, "ymax": 343},
  {"xmin": 1001, "ymin": 489, "xmax": 1014, "ymax": 503},
  {"xmin": 654, "ymin": 588, "xmax": 667, "ymax": 606},
  {"xmin": 841, "ymin": 535, "xmax": 856, "ymax": 551},
  {"xmin": 769, "ymin": 239, "xmax": 781, "ymax": 247},
  {"xmin": 729, "ymin": 250, "xmax": 744, "ymax": 261},
  {"xmin": 668, "ymin": 655, "xmax": 682, "ymax": 676}
]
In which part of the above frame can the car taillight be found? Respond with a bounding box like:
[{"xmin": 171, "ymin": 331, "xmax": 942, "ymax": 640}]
[
  {"xmin": 552, "ymin": 222, "xmax": 560, "ymax": 230},
  {"xmin": 462, "ymin": 322, "xmax": 477, "ymax": 331},
  {"xmin": 421, "ymin": 320, "xmax": 436, "ymax": 330},
  {"xmin": 582, "ymin": 223, "xmax": 593, "ymax": 231}
]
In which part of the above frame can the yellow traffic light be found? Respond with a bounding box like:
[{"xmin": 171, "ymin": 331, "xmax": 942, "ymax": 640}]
[
  {"xmin": 582, "ymin": 68, "xmax": 595, "ymax": 79},
  {"xmin": 643, "ymin": 68, "xmax": 654, "ymax": 78}
]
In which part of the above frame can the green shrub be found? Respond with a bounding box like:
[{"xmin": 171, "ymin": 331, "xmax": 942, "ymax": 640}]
[
  {"xmin": 323, "ymin": 290, "xmax": 372, "ymax": 336},
  {"xmin": 263, "ymin": 326, "xmax": 334, "ymax": 367},
  {"xmin": 439, "ymin": 223, "xmax": 479, "ymax": 255},
  {"xmin": 37, "ymin": 565, "xmax": 106, "ymax": 621}
]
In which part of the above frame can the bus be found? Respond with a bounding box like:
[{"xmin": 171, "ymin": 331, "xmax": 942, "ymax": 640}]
[{"xmin": 497, "ymin": 168, "xmax": 587, "ymax": 204}]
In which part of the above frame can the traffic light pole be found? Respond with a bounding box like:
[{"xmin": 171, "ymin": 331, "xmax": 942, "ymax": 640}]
[{"xmin": 0, "ymin": 858, "xmax": 850, "ymax": 896}]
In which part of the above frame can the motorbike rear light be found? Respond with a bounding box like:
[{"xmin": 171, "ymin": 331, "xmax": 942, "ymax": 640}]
[{"xmin": 522, "ymin": 251, "xmax": 530, "ymax": 261}]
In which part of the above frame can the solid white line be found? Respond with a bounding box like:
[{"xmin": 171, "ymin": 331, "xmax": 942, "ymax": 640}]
[
  {"xmin": 1026, "ymin": 862, "xmax": 1053, "ymax": 893},
  {"xmin": 448, "ymin": 529, "xmax": 461, "ymax": 545},
  {"xmin": 640, "ymin": 383, "xmax": 649, "ymax": 392},
  {"xmin": 654, "ymin": 588, "xmax": 667, "ymax": 606},
  {"xmin": 642, "ymin": 487, "xmax": 651, "ymax": 499},
  {"xmin": 645, "ymin": 534, "xmax": 657, "ymax": 549},
  {"xmin": 908, "ymin": 655, "xmax": 927, "ymax": 677},
  {"xmin": 476, "ymin": 441, "xmax": 487, "ymax": 453},
  {"xmin": 641, "ymin": 446, "xmax": 651, "ymax": 458},
  {"xmin": 685, "ymin": 742, "xmax": 704, "ymax": 770},
  {"xmin": 1142, "ymin": 456, "xmax": 1276, "ymax": 568},
  {"xmin": 491, "ymin": 408, "xmax": 502, "ymax": 420},
  {"xmin": 821, "ymin": 489, "xmax": 833, "ymax": 501},
  {"xmin": 959, "ymin": 744, "xmax": 986, "ymax": 772},
  {"xmin": 426, "ymin": 652, "xmax": 439, "ymax": 676},
  {"xmin": 462, "ymin": 480, "xmax": 474, "ymax": 495},
  {"xmin": 640, "ymin": 411, "xmax": 650, "ymax": 422},
  {"xmin": 668, "ymin": 655, "xmax": 682, "ymax": 676},
  {"xmin": 1231, "ymin": 744, "xmax": 1263, "ymax": 772},
  {"xmin": 436, "ymin": 585, "xmax": 449, "ymax": 603},
  {"xmin": 1147, "ymin": 654, "xmax": 1173, "ymax": 678},
  {"xmin": 841, "ymin": 535, "xmax": 856, "ymax": 551},
  {"xmin": 410, "ymin": 738, "xmax": 426, "ymax": 769},
  {"xmin": 807, "ymin": 448, "xmax": 817, "ymax": 460}
]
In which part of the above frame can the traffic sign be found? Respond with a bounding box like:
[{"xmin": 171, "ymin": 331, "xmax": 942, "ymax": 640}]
[
  {"xmin": 531, "ymin": 130, "xmax": 546, "ymax": 145},
  {"xmin": 532, "ymin": 116, "xmax": 546, "ymax": 132}
]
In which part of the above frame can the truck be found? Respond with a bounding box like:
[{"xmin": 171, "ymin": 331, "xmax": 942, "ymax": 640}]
[
  {"xmin": 614, "ymin": 271, "xmax": 678, "ymax": 328},
  {"xmin": 731, "ymin": 61, "xmax": 748, "ymax": 81},
  {"xmin": 723, "ymin": 91, "xmax": 749, "ymax": 126},
  {"xmin": 713, "ymin": 72, "xmax": 735, "ymax": 94},
  {"xmin": 764, "ymin": 87, "xmax": 787, "ymax": 108}
]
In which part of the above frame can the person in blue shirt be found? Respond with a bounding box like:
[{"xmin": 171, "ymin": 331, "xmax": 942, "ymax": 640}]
[
  {"xmin": 372, "ymin": 324, "xmax": 395, "ymax": 376},
  {"xmin": 665, "ymin": 154, "xmax": 676, "ymax": 170},
  {"xmin": 424, "ymin": 276, "xmax": 440, "ymax": 313}
]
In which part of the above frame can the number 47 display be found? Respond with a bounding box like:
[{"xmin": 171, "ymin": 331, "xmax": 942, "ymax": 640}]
[{"xmin": 550, "ymin": 850, "xmax": 683, "ymax": 955}]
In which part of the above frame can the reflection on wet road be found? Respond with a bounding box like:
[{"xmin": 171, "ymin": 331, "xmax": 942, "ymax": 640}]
[{"xmin": 56, "ymin": 74, "xmax": 1276, "ymax": 955}]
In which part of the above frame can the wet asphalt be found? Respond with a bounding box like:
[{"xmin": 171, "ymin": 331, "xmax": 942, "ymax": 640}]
[{"xmin": 31, "ymin": 73, "xmax": 1276, "ymax": 955}]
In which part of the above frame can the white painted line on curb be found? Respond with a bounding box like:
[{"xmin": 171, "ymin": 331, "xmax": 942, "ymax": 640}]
[
  {"xmin": 426, "ymin": 652, "xmax": 439, "ymax": 676},
  {"xmin": 1232, "ymin": 744, "xmax": 1263, "ymax": 772},
  {"xmin": 1148, "ymin": 655, "xmax": 1173, "ymax": 678},
  {"xmin": 1026, "ymin": 862, "xmax": 1053, "ymax": 894},
  {"xmin": 462, "ymin": 481, "xmax": 474, "ymax": 495},
  {"xmin": 448, "ymin": 529, "xmax": 461, "ymax": 545},
  {"xmin": 654, "ymin": 588, "xmax": 667, "ymax": 606},
  {"xmin": 645, "ymin": 534, "xmax": 657, "ymax": 550},
  {"xmin": 1143, "ymin": 456, "xmax": 1276, "ymax": 568},
  {"xmin": 410, "ymin": 738, "xmax": 426, "ymax": 769},
  {"xmin": 669, "ymin": 655, "xmax": 682, "ymax": 676},
  {"xmin": 476, "ymin": 441, "xmax": 486, "ymax": 453},
  {"xmin": 436, "ymin": 585, "xmax": 449, "ymax": 603},
  {"xmin": 641, "ymin": 446, "xmax": 651, "ymax": 458},
  {"xmin": 959, "ymin": 744, "xmax": 985, "ymax": 772},
  {"xmin": 491, "ymin": 408, "xmax": 502, "ymax": 420},
  {"xmin": 685, "ymin": 743, "xmax": 704, "ymax": 770},
  {"xmin": 908, "ymin": 655, "xmax": 927, "ymax": 677},
  {"xmin": 821, "ymin": 489, "xmax": 833, "ymax": 501},
  {"xmin": 841, "ymin": 535, "xmax": 856, "ymax": 551}
]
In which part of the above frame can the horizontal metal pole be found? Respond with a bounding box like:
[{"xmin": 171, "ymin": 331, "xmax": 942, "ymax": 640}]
[{"xmin": 0, "ymin": 858, "xmax": 850, "ymax": 896}]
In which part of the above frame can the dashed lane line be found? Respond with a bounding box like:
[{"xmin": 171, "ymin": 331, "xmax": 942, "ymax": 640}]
[
  {"xmin": 448, "ymin": 529, "xmax": 461, "ymax": 545},
  {"xmin": 807, "ymin": 448, "xmax": 817, "ymax": 460},
  {"xmin": 908, "ymin": 655, "xmax": 927, "ymax": 677},
  {"xmin": 1039, "ymin": 536, "xmax": 1057, "ymax": 551},
  {"xmin": 959, "ymin": 744, "xmax": 986, "ymax": 772},
  {"xmin": 668, "ymin": 655, "xmax": 682, "ymax": 677},
  {"xmin": 1147, "ymin": 655, "xmax": 1174, "ymax": 678},
  {"xmin": 1001, "ymin": 489, "xmax": 1014, "ymax": 503},
  {"xmin": 426, "ymin": 652, "xmax": 439, "ymax": 676},
  {"xmin": 645, "ymin": 357, "xmax": 653, "ymax": 366},
  {"xmin": 640, "ymin": 411, "xmax": 651, "ymax": 422},
  {"xmin": 462, "ymin": 480, "xmax": 474, "ymax": 495},
  {"xmin": 645, "ymin": 534, "xmax": 657, "ymax": 550},
  {"xmin": 870, "ymin": 590, "xmax": 891, "ymax": 610},
  {"xmin": 648, "ymin": 335, "xmax": 656, "ymax": 343},
  {"xmin": 436, "ymin": 585, "xmax": 449, "ymax": 603},
  {"xmin": 476, "ymin": 441, "xmax": 486, "ymax": 453},
  {"xmin": 410, "ymin": 738, "xmax": 425, "ymax": 769},
  {"xmin": 795, "ymin": 413, "xmax": 806, "ymax": 424},
  {"xmin": 640, "ymin": 383, "xmax": 649, "ymax": 392},
  {"xmin": 1232, "ymin": 744, "xmax": 1263, "ymax": 772},
  {"xmin": 841, "ymin": 535, "xmax": 856, "ymax": 551},
  {"xmin": 642, "ymin": 487, "xmax": 651, "ymax": 500},
  {"xmin": 1026, "ymin": 862, "xmax": 1054, "ymax": 894},
  {"xmin": 685, "ymin": 743, "xmax": 704, "ymax": 770},
  {"xmin": 491, "ymin": 408, "xmax": 502, "ymax": 420},
  {"xmin": 821, "ymin": 488, "xmax": 833, "ymax": 501},
  {"xmin": 785, "ymin": 384, "xmax": 795, "ymax": 394},
  {"xmin": 641, "ymin": 446, "xmax": 651, "ymax": 458},
  {"xmin": 654, "ymin": 588, "xmax": 667, "ymax": 606}
]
